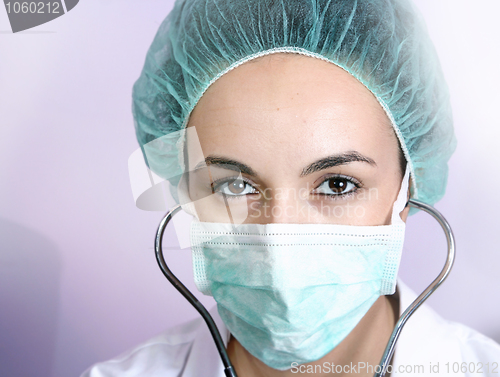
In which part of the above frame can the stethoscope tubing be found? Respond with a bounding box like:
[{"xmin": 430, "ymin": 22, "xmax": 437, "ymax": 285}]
[
  {"xmin": 154, "ymin": 205, "xmax": 237, "ymax": 377},
  {"xmin": 374, "ymin": 199, "xmax": 456, "ymax": 376},
  {"xmin": 154, "ymin": 199, "xmax": 455, "ymax": 377}
]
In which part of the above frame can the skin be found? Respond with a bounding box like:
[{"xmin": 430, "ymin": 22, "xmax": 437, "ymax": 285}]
[{"xmin": 185, "ymin": 53, "xmax": 411, "ymax": 376}]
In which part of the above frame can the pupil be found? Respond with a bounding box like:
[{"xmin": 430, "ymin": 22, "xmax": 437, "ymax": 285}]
[
  {"xmin": 228, "ymin": 180, "xmax": 245, "ymax": 194},
  {"xmin": 329, "ymin": 178, "xmax": 347, "ymax": 193}
]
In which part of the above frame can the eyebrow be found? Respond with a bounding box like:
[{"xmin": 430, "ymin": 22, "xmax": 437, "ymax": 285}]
[
  {"xmin": 195, "ymin": 156, "xmax": 257, "ymax": 176},
  {"xmin": 194, "ymin": 151, "xmax": 375, "ymax": 177},
  {"xmin": 300, "ymin": 151, "xmax": 376, "ymax": 176}
]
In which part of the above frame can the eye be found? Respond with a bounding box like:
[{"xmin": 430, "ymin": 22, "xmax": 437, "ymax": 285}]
[
  {"xmin": 213, "ymin": 178, "xmax": 257, "ymax": 196},
  {"xmin": 313, "ymin": 176, "xmax": 359, "ymax": 196}
]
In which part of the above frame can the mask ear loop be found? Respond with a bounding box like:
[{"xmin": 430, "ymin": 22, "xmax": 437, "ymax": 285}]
[
  {"xmin": 154, "ymin": 205, "xmax": 238, "ymax": 377},
  {"xmin": 374, "ymin": 199, "xmax": 456, "ymax": 377}
]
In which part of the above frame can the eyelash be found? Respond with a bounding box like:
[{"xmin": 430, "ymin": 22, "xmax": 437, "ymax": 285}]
[
  {"xmin": 210, "ymin": 176, "xmax": 258, "ymax": 199},
  {"xmin": 312, "ymin": 174, "xmax": 362, "ymax": 200},
  {"xmin": 210, "ymin": 174, "xmax": 362, "ymax": 199}
]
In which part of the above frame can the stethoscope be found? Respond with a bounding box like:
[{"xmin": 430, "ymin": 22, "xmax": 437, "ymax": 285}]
[{"xmin": 154, "ymin": 199, "xmax": 455, "ymax": 377}]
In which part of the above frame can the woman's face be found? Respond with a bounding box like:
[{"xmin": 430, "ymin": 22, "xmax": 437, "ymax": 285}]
[{"xmin": 186, "ymin": 53, "xmax": 409, "ymax": 225}]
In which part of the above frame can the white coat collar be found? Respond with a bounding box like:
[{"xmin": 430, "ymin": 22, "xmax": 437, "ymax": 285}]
[
  {"xmin": 180, "ymin": 305, "xmax": 229, "ymax": 377},
  {"xmin": 392, "ymin": 279, "xmax": 465, "ymax": 376}
]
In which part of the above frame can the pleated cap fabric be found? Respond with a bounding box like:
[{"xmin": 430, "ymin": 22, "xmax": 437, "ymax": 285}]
[{"xmin": 132, "ymin": 0, "xmax": 456, "ymax": 207}]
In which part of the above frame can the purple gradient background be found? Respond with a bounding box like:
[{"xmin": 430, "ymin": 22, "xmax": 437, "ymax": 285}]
[{"xmin": 0, "ymin": 1, "xmax": 499, "ymax": 376}]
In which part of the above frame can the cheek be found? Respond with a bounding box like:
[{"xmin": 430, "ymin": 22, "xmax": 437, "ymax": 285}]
[
  {"xmin": 306, "ymin": 188, "xmax": 397, "ymax": 226},
  {"xmin": 359, "ymin": 174, "xmax": 405, "ymax": 226}
]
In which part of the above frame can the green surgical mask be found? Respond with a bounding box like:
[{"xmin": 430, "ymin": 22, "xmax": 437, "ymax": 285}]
[{"xmin": 189, "ymin": 167, "xmax": 409, "ymax": 370}]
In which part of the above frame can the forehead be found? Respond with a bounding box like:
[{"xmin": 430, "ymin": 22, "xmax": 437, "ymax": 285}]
[{"xmin": 186, "ymin": 53, "xmax": 397, "ymax": 170}]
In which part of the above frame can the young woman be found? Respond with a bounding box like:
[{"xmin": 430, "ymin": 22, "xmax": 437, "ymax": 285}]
[{"xmin": 83, "ymin": 0, "xmax": 500, "ymax": 376}]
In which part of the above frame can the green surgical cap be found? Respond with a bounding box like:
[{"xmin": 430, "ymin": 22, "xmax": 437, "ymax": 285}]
[{"xmin": 132, "ymin": 0, "xmax": 456, "ymax": 208}]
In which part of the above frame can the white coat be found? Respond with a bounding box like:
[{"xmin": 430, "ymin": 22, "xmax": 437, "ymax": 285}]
[{"xmin": 81, "ymin": 281, "xmax": 500, "ymax": 376}]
